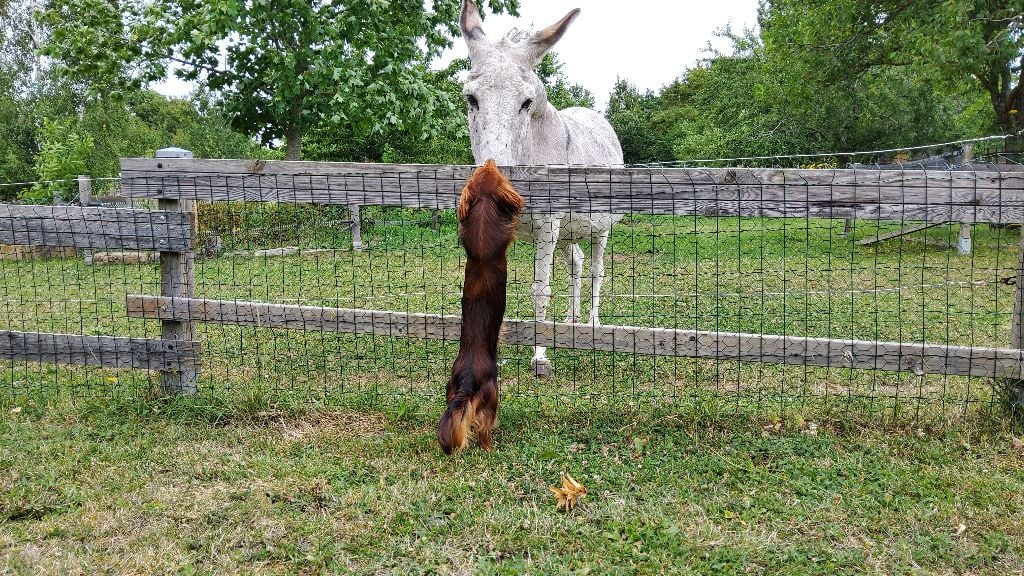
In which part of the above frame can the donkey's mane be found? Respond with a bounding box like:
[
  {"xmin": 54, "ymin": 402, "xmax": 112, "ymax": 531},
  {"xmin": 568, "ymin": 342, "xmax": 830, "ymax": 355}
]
[{"xmin": 502, "ymin": 27, "xmax": 532, "ymax": 44}]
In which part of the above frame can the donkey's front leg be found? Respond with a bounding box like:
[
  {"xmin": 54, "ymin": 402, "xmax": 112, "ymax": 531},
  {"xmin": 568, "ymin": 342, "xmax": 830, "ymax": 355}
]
[
  {"xmin": 562, "ymin": 243, "xmax": 584, "ymax": 324},
  {"xmin": 587, "ymin": 230, "xmax": 611, "ymax": 325},
  {"xmin": 531, "ymin": 218, "xmax": 561, "ymax": 377}
]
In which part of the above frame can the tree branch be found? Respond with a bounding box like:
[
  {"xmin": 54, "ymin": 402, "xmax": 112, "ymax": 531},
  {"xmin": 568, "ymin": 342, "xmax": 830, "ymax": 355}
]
[{"xmin": 167, "ymin": 54, "xmax": 220, "ymax": 75}]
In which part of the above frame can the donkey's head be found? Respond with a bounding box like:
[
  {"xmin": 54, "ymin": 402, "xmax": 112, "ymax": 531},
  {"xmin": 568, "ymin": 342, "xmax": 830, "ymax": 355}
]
[{"xmin": 460, "ymin": 0, "xmax": 579, "ymax": 166}]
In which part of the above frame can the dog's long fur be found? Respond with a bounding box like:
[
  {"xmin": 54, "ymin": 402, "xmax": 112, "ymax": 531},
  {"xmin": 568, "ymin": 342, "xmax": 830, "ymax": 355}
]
[{"xmin": 438, "ymin": 160, "xmax": 523, "ymax": 454}]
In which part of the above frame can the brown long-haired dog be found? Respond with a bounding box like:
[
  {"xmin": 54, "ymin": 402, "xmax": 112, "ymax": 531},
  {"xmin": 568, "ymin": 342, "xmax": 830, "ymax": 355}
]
[{"xmin": 438, "ymin": 159, "xmax": 523, "ymax": 454}]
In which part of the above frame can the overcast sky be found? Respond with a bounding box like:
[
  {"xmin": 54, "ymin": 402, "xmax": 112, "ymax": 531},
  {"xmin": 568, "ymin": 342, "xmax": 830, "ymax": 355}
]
[{"xmin": 152, "ymin": 1, "xmax": 760, "ymax": 111}]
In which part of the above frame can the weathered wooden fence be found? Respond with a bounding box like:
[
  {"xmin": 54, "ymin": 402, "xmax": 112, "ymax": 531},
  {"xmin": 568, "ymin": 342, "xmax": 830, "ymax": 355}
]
[
  {"xmin": 3, "ymin": 155, "xmax": 1024, "ymax": 409},
  {"xmin": 0, "ymin": 200, "xmax": 201, "ymax": 391}
]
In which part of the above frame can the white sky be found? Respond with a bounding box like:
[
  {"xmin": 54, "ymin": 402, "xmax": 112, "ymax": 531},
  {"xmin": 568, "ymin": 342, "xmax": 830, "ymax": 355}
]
[{"xmin": 152, "ymin": 1, "xmax": 760, "ymax": 111}]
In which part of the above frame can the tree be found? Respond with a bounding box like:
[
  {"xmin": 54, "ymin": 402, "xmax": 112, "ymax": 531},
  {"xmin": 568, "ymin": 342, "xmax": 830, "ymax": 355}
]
[
  {"xmin": 36, "ymin": 0, "xmax": 148, "ymax": 97},
  {"xmin": 536, "ymin": 52, "xmax": 594, "ymax": 109},
  {"xmin": 25, "ymin": 116, "xmax": 93, "ymax": 202},
  {"xmin": 606, "ymin": 26, "xmax": 996, "ymax": 166},
  {"xmin": 303, "ymin": 58, "xmax": 473, "ymax": 164},
  {"xmin": 0, "ymin": 92, "xmax": 36, "ymax": 188},
  {"xmin": 1, "ymin": 0, "xmax": 43, "ymax": 93},
  {"xmin": 605, "ymin": 78, "xmax": 671, "ymax": 163},
  {"xmin": 41, "ymin": 0, "xmax": 520, "ymax": 160},
  {"xmin": 77, "ymin": 89, "xmax": 277, "ymax": 176},
  {"xmin": 761, "ymin": 0, "xmax": 1023, "ymax": 135},
  {"xmin": 303, "ymin": 52, "xmax": 594, "ymax": 164}
]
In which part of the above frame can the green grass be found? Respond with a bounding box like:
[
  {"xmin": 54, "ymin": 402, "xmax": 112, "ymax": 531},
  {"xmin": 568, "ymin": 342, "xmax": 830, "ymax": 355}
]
[{"xmin": 1, "ymin": 395, "xmax": 1022, "ymax": 574}]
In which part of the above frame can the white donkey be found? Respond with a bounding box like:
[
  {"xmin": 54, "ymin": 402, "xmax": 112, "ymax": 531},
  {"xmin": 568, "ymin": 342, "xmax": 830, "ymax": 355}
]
[{"xmin": 460, "ymin": 0, "xmax": 624, "ymax": 376}]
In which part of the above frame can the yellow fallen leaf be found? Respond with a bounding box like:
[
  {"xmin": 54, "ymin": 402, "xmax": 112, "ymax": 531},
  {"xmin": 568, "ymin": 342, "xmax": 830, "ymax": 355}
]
[{"xmin": 549, "ymin": 473, "xmax": 587, "ymax": 511}]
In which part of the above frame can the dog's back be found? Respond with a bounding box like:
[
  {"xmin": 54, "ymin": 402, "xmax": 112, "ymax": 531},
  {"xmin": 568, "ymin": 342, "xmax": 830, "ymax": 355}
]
[{"xmin": 438, "ymin": 160, "xmax": 523, "ymax": 454}]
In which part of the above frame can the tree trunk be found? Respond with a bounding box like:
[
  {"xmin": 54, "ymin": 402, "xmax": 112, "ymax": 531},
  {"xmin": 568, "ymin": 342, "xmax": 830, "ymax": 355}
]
[
  {"xmin": 285, "ymin": 123, "xmax": 301, "ymax": 161},
  {"xmin": 992, "ymin": 83, "xmax": 1023, "ymax": 137}
]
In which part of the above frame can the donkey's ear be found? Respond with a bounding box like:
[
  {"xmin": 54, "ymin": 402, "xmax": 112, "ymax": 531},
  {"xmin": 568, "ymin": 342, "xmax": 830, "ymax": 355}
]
[
  {"xmin": 528, "ymin": 8, "xmax": 580, "ymax": 63},
  {"xmin": 460, "ymin": 0, "xmax": 486, "ymax": 42}
]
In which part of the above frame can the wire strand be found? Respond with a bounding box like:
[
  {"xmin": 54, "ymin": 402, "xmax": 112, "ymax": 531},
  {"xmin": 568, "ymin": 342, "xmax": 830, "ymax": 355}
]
[{"xmin": 631, "ymin": 134, "xmax": 1018, "ymax": 167}]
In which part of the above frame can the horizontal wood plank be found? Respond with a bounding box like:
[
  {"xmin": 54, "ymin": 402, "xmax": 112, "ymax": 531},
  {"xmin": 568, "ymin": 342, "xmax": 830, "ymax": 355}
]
[
  {"xmin": 0, "ymin": 204, "xmax": 193, "ymax": 252},
  {"xmin": 0, "ymin": 329, "xmax": 200, "ymax": 371},
  {"xmin": 119, "ymin": 158, "xmax": 1024, "ymax": 224},
  {"xmin": 119, "ymin": 157, "xmax": 1024, "ymax": 187},
  {"xmin": 125, "ymin": 295, "xmax": 1023, "ymax": 379}
]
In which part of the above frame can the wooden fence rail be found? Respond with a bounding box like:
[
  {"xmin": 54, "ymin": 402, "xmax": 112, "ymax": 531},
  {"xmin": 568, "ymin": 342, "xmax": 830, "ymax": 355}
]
[
  {"xmin": 0, "ymin": 329, "xmax": 199, "ymax": 371},
  {"xmin": 126, "ymin": 295, "xmax": 1024, "ymax": 379},
  {"xmin": 120, "ymin": 158, "xmax": 1024, "ymax": 224},
  {"xmin": 0, "ymin": 204, "xmax": 193, "ymax": 251}
]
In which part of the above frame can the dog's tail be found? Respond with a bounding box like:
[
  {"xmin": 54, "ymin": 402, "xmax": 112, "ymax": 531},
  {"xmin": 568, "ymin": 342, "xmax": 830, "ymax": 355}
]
[{"xmin": 437, "ymin": 388, "xmax": 478, "ymax": 455}]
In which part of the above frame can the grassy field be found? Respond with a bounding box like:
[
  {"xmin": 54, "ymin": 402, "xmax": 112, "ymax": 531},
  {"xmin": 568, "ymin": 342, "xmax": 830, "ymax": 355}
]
[
  {"xmin": 2, "ymin": 209, "xmax": 1024, "ymax": 573},
  {"xmin": 2, "ymin": 394, "xmax": 1023, "ymax": 574}
]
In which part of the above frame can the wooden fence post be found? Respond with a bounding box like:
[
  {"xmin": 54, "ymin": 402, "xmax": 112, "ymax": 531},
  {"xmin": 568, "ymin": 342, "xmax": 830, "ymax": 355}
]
[
  {"xmin": 155, "ymin": 147, "xmax": 198, "ymax": 394},
  {"xmin": 1007, "ymin": 223, "xmax": 1024, "ymax": 417},
  {"xmin": 349, "ymin": 203, "xmax": 364, "ymax": 251},
  {"xmin": 957, "ymin": 144, "xmax": 975, "ymax": 255},
  {"xmin": 957, "ymin": 224, "xmax": 972, "ymax": 255},
  {"xmin": 78, "ymin": 175, "xmax": 93, "ymax": 265}
]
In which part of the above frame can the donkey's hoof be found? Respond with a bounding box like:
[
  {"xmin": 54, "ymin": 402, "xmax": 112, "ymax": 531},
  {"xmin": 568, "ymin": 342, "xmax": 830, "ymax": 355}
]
[{"xmin": 532, "ymin": 358, "xmax": 553, "ymax": 378}]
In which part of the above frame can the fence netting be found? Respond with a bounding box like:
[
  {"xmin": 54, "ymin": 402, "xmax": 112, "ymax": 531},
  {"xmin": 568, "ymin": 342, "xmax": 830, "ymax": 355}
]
[{"xmin": 3, "ymin": 139, "xmax": 1023, "ymax": 427}]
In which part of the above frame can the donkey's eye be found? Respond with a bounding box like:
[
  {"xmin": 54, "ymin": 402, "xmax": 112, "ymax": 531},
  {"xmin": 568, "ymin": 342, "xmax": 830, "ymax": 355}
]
[
  {"xmin": 520, "ymin": 99, "xmax": 533, "ymax": 112},
  {"xmin": 466, "ymin": 94, "xmax": 479, "ymax": 109}
]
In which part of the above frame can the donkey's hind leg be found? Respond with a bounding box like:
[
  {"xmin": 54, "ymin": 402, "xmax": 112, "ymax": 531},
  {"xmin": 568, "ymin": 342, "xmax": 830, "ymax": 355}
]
[
  {"xmin": 562, "ymin": 243, "xmax": 584, "ymax": 324},
  {"xmin": 588, "ymin": 230, "xmax": 611, "ymax": 325},
  {"xmin": 531, "ymin": 217, "xmax": 561, "ymax": 377}
]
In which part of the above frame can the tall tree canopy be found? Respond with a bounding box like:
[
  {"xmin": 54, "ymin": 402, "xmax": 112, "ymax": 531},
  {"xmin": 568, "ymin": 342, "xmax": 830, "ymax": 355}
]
[
  {"xmin": 302, "ymin": 51, "xmax": 594, "ymax": 164},
  {"xmin": 536, "ymin": 52, "xmax": 595, "ymax": 110},
  {"xmin": 605, "ymin": 25, "xmax": 997, "ymax": 165},
  {"xmin": 40, "ymin": 0, "xmax": 520, "ymax": 159},
  {"xmin": 761, "ymin": 0, "xmax": 1023, "ymax": 135},
  {"xmin": 1, "ymin": 0, "xmax": 41, "ymax": 92}
]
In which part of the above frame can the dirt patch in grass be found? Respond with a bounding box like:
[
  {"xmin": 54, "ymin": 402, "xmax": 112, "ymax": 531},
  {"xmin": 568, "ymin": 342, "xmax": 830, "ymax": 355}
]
[{"xmin": 264, "ymin": 411, "xmax": 392, "ymax": 442}]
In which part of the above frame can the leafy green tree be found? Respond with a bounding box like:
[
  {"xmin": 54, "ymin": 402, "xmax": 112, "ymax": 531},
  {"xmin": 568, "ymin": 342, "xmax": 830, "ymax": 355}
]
[
  {"xmin": 536, "ymin": 52, "xmax": 595, "ymax": 109},
  {"xmin": 41, "ymin": 0, "xmax": 520, "ymax": 160},
  {"xmin": 608, "ymin": 25, "xmax": 997, "ymax": 165},
  {"xmin": 303, "ymin": 58, "xmax": 472, "ymax": 164},
  {"xmin": 1, "ymin": 0, "xmax": 43, "ymax": 93},
  {"xmin": 303, "ymin": 52, "xmax": 593, "ymax": 164},
  {"xmin": 605, "ymin": 78, "xmax": 672, "ymax": 163},
  {"xmin": 24, "ymin": 117, "xmax": 93, "ymax": 202},
  {"xmin": 761, "ymin": 0, "xmax": 1023, "ymax": 135},
  {"xmin": 0, "ymin": 93, "xmax": 36, "ymax": 189},
  {"xmin": 0, "ymin": 0, "xmax": 278, "ymax": 201},
  {"xmin": 78, "ymin": 89, "xmax": 277, "ymax": 175},
  {"xmin": 35, "ymin": 0, "xmax": 145, "ymax": 97},
  {"xmin": 174, "ymin": 91, "xmax": 282, "ymax": 160}
]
